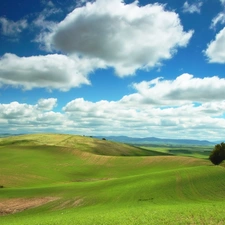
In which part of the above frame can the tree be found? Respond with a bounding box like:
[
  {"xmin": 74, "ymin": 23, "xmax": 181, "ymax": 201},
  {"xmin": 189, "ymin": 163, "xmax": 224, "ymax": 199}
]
[{"xmin": 209, "ymin": 142, "xmax": 225, "ymax": 165}]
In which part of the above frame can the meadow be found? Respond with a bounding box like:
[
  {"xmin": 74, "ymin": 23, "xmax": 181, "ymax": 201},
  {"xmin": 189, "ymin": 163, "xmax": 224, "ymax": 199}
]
[{"xmin": 0, "ymin": 134, "xmax": 225, "ymax": 224}]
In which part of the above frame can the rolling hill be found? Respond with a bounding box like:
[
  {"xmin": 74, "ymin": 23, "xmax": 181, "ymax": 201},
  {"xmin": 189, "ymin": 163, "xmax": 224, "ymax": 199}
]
[{"xmin": 0, "ymin": 133, "xmax": 225, "ymax": 225}]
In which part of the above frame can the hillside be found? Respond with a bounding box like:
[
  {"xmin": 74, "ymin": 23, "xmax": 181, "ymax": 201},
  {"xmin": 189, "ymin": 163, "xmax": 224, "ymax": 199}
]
[
  {"xmin": 0, "ymin": 133, "xmax": 198, "ymax": 188},
  {"xmin": 0, "ymin": 133, "xmax": 166, "ymax": 156},
  {"xmin": 1, "ymin": 133, "xmax": 225, "ymax": 225}
]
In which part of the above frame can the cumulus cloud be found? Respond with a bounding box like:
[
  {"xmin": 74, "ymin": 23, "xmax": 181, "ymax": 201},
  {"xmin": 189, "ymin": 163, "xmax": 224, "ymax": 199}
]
[
  {"xmin": 182, "ymin": 1, "xmax": 203, "ymax": 14},
  {"xmin": 0, "ymin": 17, "xmax": 27, "ymax": 37},
  {"xmin": 35, "ymin": 111, "xmax": 65, "ymax": 126},
  {"xmin": 205, "ymin": 28, "xmax": 225, "ymax": 63},
  {"xmin": 62, "ymin": 98, "xmax": 225, "ymax": 140},
  {"xmin": 0, "ymin": 102, "xmax": 34, "ymax": 119},
  {"xmin": 38, "ymin": 0, "xmax": 193, "ymax": 76},
  {"xmin": 2, "ymin": 74, "xmax": 225, "ymax": 140},
  {"xmin": 60, "ymin": 74, "xmax": 225, "ymax": 139},
  {"xmin": 0, "ymin": 98, "xmax": 58, "ymax": 121},
  {"xmin": 121, "ymin": 74, "xmax": 225, "ymax": 106},
  {"xmin": 36, "ymin": 98, "xmax": 57, "ymax": 111},
  {"xmin": 0, "ymin": 53, "xmax": 105, "ymax": 91},
  {"xmin": 0, "ymin": 99, "xmax": 69, "ymax": 132}
]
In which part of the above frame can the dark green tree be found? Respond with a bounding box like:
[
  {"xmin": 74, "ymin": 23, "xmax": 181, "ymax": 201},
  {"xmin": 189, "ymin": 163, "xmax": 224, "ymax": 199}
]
[{"xmin": 209, "ymin": 142, "xmax": 225, "ymax": 165}]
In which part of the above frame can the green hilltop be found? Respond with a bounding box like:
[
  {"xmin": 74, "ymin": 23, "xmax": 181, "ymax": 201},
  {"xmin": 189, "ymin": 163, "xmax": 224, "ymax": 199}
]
[{"xmin": 0, "ymin": 133, "xmax": 225, "ymax": 224}]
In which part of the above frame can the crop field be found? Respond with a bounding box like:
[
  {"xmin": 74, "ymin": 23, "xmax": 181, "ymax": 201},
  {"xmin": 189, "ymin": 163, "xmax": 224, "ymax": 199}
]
[
  {"xmin": 140, "ymin": 144, "xmax": 213, "ymax": 159},
  {"xmin": 0, "ymin": 134, "xmax": 225, "ymax": 224}
]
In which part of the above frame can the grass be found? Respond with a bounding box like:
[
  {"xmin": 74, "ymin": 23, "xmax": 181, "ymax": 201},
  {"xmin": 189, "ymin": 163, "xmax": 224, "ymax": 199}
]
[
  {"xmin": 140, "ymin": 144, "xmax": 213, "ymax": 159},
  {"xmin": 0, "ymin": 133, "xmax": 225, "ymax": 224},
  {"xmin": 2, "ymin": 201, "xmax": 225, "ymax": 225}
]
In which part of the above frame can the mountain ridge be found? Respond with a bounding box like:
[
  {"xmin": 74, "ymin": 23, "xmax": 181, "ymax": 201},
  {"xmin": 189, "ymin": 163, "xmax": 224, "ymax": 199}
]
[{"xmin": 96, "ymin": 136, "xmax": 215, "ymax": 146}]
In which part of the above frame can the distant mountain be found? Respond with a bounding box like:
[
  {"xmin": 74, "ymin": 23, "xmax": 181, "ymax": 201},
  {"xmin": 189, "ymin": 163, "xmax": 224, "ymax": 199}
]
[
  {"xmin": 96, "ymin": 136, "xmax": 215, "ymax": 146},
  {"xmin": 0, "ymin": 133, "xmax": 24, "ymax": 138},
  {"xmin": 0, "ymin": 133, "xmax": 12, "ymax": 138}
]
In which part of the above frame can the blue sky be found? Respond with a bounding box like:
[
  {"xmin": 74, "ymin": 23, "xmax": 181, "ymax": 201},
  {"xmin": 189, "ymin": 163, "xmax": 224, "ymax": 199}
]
[{"xmin": 0, "ymin": 0, "xmax": 225, "ymax": 140}]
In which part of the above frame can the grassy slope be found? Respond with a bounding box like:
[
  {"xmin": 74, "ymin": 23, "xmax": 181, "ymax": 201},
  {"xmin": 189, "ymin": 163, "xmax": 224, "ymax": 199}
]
[{"xmin": 1, "ymin": 134, "xmax": 225, "ymax": 224}]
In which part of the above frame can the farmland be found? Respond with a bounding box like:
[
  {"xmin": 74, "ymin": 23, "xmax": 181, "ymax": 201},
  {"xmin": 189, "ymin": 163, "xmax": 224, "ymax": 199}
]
[{"xmin": 0, "ymin": 134, "xmax": 225, "ymax": 224}]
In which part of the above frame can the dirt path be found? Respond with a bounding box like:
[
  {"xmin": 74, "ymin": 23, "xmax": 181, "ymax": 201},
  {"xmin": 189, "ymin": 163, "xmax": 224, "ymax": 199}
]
[{"xmin": 0, "ymin": 197, "xmax": 59, "ymax": 216}]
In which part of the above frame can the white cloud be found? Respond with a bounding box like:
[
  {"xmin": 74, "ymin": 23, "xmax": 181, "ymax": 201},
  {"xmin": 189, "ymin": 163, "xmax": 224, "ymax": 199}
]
[
  {"xmin": 210, "ymin": 0, "xmax": 225, "ymax": 28},
  {"xmin": 36, "ymin": 98, "xmax": 57, "ymax": 111},
  {"xmin": 210, "ymin": 12, "xmax": 225, "ymax": 28},
  {"xmin": 38, "ymin": 0, "xmax": 193, "ymax": 76},
  {"xmin": 32, "ymin": 6, "xmax": 63, "ymax": 51},
  {"xmin": 33, "ymin": 11, "xmax": 58, "ymax": 30},
  {"xmin": 0, "ymin": 102, "xmax": 34, "ymax": 119},
  {"xmin": 0, "ymin": 53, "xmax": 105, "ymax": 91},
  {"xmin": 2, "ymin": 74, "xmax": 225, "ymax": 140},
  {"xmin": 121, "ymin": 74, "xmax": 225, "ymax": 106},
  {"xmin": 0, "ymin": 99, "xmax": 68, "ymax": 132},
  {"xmin": 182, "ymin": 1, "xmax": 203, "ymax": 14},
  {"xmin": 35, "ymin": 111, "xmax": 65, "ymax": 126},
  {"xmin": 0, "ymin": 98, "xmax": 58, "ymax": 121},
  {"xmin": 33, "ymin": 5, "xmax": 62, "ymax": 28},
  {"xmin": 62, "ymin": 96, "xmax": 225, "ymax": 140},
  {"xmin": 205, "ymin": 28, "xmax": 225, "ymax": 63},
  {"xmin": 61, "ymin": 74, "xmax": 225, "ymax": 140},
  {"xmin": 0, "ymin": 17, "xmax": 27, "ymax": 37},
  {"xmin": 41, "ymin": 0, "xmax": 55, "ymax": 7},
  {"xmin": 76, "ymin": 0, "xmax": 90, "ymax": 7}
]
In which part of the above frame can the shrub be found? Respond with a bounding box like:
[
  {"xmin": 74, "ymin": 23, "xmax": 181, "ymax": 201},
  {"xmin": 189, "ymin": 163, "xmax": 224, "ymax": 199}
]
[{"xmin": 209, "ymin": 142, "xmax": 225, "ymax": 165}]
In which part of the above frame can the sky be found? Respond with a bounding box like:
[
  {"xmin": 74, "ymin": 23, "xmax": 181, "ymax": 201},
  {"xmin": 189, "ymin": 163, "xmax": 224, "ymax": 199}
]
[{"xmin": 0, "ymin": 0, "xmax": 225, "ymax": 141}]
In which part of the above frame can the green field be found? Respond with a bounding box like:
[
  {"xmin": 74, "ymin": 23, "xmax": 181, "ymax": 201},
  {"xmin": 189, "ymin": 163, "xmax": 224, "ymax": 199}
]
[
  {"xmin": 140, "ymin": 144, "xmax": 213, "ymax": 159},
  {"xmin": 0, "ymin": 134, "xmax": 225, "ymax": 224}
]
